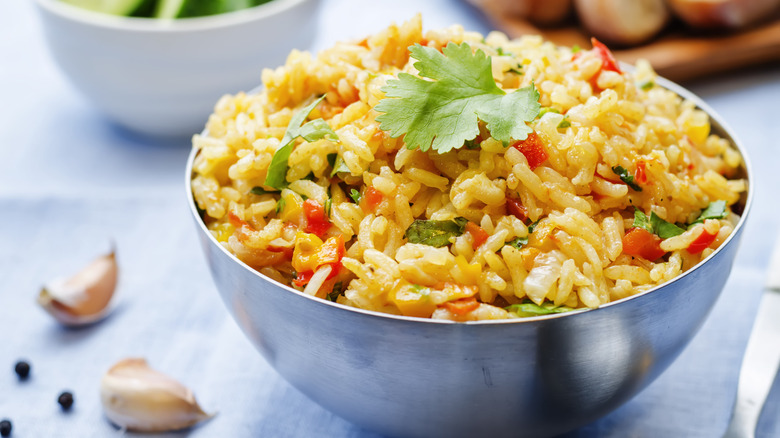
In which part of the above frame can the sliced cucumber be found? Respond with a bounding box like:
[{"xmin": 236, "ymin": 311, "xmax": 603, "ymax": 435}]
[
  {"xmin": 155, "ymin": 0, "xmax": 255, "ymax": 19},
  {"xmin": 61, "ymin": 0, "xmax": 154, "ymax": 16},
  {"xmin": 154, "ymin": 0, "xmax": 187, "ymax": 18}
]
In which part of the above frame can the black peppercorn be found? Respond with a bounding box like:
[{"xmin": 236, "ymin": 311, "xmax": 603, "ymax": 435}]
[
  {"xmin": 13, "ymin": 361, "xmax": 30, "ymax": 380},
  {"xmin": 57, "ymin": 391, "xmax": 74, "ymax": 411},
  {"xmin": 0, "ymin": 419, "xmax": 11, "ymax": 437}
]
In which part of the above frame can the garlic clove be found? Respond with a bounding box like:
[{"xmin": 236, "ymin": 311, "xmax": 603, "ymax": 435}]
[
  {"xmin": 37, "ymin": 249, "xmax": 118, "ymax": 326},
  {"xmin": 100, "ymin": 358, "xmax": 214, "ymax": 432}
]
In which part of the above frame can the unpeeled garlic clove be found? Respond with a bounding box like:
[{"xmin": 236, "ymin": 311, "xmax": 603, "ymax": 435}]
[
  {"xmin": 100, "ymin": 358, "xmax": 214, "ymax": 432},
  {"xmin": 37, "ymin": 249, "xmax": 118, "ymax": 326}
]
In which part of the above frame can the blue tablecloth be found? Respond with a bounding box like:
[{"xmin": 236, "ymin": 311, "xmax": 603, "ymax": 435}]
[{"xmin": 1, "ymin": 1, "xmax": 779, "ymax": 436}]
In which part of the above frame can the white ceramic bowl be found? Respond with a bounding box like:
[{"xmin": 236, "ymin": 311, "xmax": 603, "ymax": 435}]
[{"xmin": 35, "ymin": 0, "xmax": 321, "ymax": 138}]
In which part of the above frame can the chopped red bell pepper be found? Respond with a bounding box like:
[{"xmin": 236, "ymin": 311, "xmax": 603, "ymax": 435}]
[
  {"xmin": 443, "ymin": 296, "xmax": 480, "ymax": 316},
  {"xmin": 303, "ymin": 199, "xmax": 330, "ymax": 237},
  {"xmin": 362, "ymin": 186, "xmax": 383, "ymax": 212},
  {"xmin": 512, "ymin": 132, "xmax": 548, "ymax": 170},
  {"xmin": 687, "ymin": 229, "xmax": 718, "ymax": 254},
  {"xmin": 590, "ymin": 37, "xmax": 621, "ymax": 74},
  {"xmin": 506, "ymin": 197, "xmax": 529, "ymax": 222},
  {"xmin": 635, "ymin": 160, "xmax": 648, "ymax": 185},
  {"xmin": 622, "ymin": 227, "xmax": 665, "ymax": 261},
  {"xmin": 465, "ymin": 222, "xmax": 489, "ymax": 250},
  {"xmin": 227, "ymin": 211, "xmax": 251, "ymax": 229}
]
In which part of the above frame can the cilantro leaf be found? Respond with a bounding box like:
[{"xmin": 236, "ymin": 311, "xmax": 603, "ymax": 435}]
[
  {"xmin": 505, "ymin": 300, "xmax": 574, "ymax": 317},
  {"xmin": 327, "ymin": 282, "xmax": 343, "ymax": 302},
  {"xmin": 638, "ymin": 80, "xmax": 655, "ymax": 91},
  {"xmin": 265, "ymin": 96, "xmax": 338, "ymax": 190},
  {"xmin": 250, "ymin": 187, "xmax": 278, "ymax": 196},
  {"xmin": 694, "ymin": 200, "xmax": 727, "ymax": 223},
  {"xmin": 557, "ymin": 116, "xmax": 571, "ymax": 129},
  {"xmin": 325, "ymin": 198, "xmax": 332, "ymax": 217},
  {"xmin": 611, "ymin": 166, "xmax": 642, "ymax": 192},
  {"xmin": 349, "ymin": 189, "xmax": 361, "ymax": 204},
  {"xmin": 632, "ymin": 207, "xmax": 685, "ymax": 239},
  {"xmin": 527, "ymin": 219, "xmax": 540, "ymax": 233},
  {"xmin": 275, "ymin": 197, "xmax": 286, "ymax": 214},
  {"xmin": 299, "ymin": 118, "xmax": 338, "ymax": 143},
  {"xmin": 632, "ymin": 207, "xmax": 652, "ymax": 232},
  {"xmin": 537, "ymin": 107, "xmax": 560, "ymax": 119},
  {"xmin": 330, "ymin": 155, "xmax": 351, "ymax": 176},
  {"xmin": 650, "ymin": 213, "xmax": 685, "ymax": 239},
  {"xmin": 404, "ymin": 217, "xmax": 468, "ymax": 247},
  {"xmin": 506, "ymin": 236, "xmax": 528, "ymax": 249},
  {"xmin": 375, "ymin": 42, "xmax": 541, "ymax": 154}
]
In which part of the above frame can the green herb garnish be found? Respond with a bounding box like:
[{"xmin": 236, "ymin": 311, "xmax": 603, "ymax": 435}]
[
  {"xmin": 611, "ymin": 165, "xmax": 642, "ymax": 192},
  {"xmin": 557, "ymin": 116, "xmax": 571, "ymax": 129},
  {"xmin": 632, "ymin": 207, "xmax": 685, "ymax": 238},
  {"xmin": 250, "ymin": 187, "xmax": 278, "ymax": 196},
  {"xmin": 506, "ymin": 236, "xmax": 528, "ymax": 249},
  {"xmin": 527, "ymin": 219, "xmax": 540, "ymax": 234},
  {"xmin": 330, "ymin": 155, "xmax": 351, "ymax": 176},
  {"xmin": 537, "ymin": 107, "xmax": 560, "ymax": 119},
  {"xmin": 505, "ymin": 300, "xmax": 574, "ymax": 317},
  {"xmin": 327, "ymin": 282, "xmax": 343, "ymax": 302},
  {"xmin": 571, "ymin": 45, "xmax": 581, "ymax": 54},
  {"xmin": 638, "ymin": 80, "xmax": 655, "ymax": 91},
  {"xmin": 651, "ymin": 213, "xmax": 685, "ymax": 239},
  {"xmin": 404, "ymin": 217, "xmax": 469, "ymax": 247},
  {"xmin": 275, "ymin": 198, "xmax": 286, "ymax": 214},
  {"xmin": 265, "ymin": 96, "xmax": 338, "ymax": 189},
  {"xmin": 349, "ymin": 189, "xmax": 361, "ymax": 204},
  {"xmin": 375, "ymin": 42, "xmax": 541, "ymax": 154},
  {"xmin": 325, "ymin": 198, "xmax": 333, "ymax": 217},
  {"xmin": 693, "ymin": 200, "xmax": 727, "ymax": 224}
]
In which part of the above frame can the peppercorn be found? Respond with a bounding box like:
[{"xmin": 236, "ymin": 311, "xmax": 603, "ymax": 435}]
[
  {"xmin": 13, "ymin": 360, "xmax": 30, "ymax": 380},
  {"xmin": 0, "ymin": 419, "xmax": 11, "ymax": 437},
  {"xmin": 57, "ymin": 391, "xmax": 74, "ymax": 411}
]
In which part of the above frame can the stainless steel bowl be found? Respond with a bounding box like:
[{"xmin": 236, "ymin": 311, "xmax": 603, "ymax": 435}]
[{"xmin": 185, "ymin": 76, "xmax": 752, "ymax": 438}]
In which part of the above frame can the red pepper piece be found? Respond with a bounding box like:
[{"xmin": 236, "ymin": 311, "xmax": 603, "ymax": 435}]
[
  {"xmin": 687, "ymin": 229, "xmax": 718, "ymax": 254},
  {"xmin": 591, "ymin": 37, "xmax": 622, "ymax": 74},
  {"xmin": 622, "ymin": 227, "xmax": 665, "ymax": 261},
  {"xmin": 362, "ymin": 186, "xmax": 383, "ymax": 212},
  {"xmin": 506, "ymin": 197, "xmax": 529, "ymax": 222},
  {"xmin": 512, "ymin": 132, "xmax": 548, "ymax": 170},
  {"xmin": 303, "ymin": 199, "xmax": 330, "ymax": 237},
  {"xmin": 465, "ymin": 222, "xmax": 489, "ymax": 250}
]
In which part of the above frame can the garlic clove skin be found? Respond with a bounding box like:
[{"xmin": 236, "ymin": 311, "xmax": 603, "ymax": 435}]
[
  {"xmin": 100, "ymin": 358, "xmax": 214, "ymax": 432},
  {"xmin": 37, "ymin": 250, "xmax": 117, "ymax": 327}
]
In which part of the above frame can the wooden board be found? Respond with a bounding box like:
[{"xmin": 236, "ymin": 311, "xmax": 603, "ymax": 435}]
[{"xmin": 478, "ymin": 7, "xmax": 780, "ymax": 82}]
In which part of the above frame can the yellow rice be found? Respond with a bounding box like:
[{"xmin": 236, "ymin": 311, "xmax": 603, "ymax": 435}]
[{"xmin": 190, "ymin": 15, "xmax": 746, "ymax": 321}]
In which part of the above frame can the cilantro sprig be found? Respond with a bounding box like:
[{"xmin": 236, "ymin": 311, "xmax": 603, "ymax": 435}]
[
  {"xmin": 505, "ymin": 300, "xmax": 574, "ymax": 317},
  {"xmin": 692, "ymin": 200, "xmax": 727, "ymax": 224},
  {"xmin": 264, "ymin": 96, "xmax": 339, "ymax": 190},
  {"xmin": 375, "ymin": 42, "xmax": 541, "ymax": 154},
  {"xmin": 612, "ymin": 166, "xmax": 642, "ymax": 192},
  {"xmin": 633, "ymin": 207, "xmax": 685, "ymax": 239},
  {"xmin": 404, "ymin": 217, "xmax": 469, "ymax": 247}
]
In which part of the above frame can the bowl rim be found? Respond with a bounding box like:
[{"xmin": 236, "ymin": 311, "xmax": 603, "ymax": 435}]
[
  {"xmin": 34, "ymin": 0, "xmax": 317, "ymax": 32},
  {"xmin": 185, "ymin": 73, "xmax": 754, "ymax": 326}
]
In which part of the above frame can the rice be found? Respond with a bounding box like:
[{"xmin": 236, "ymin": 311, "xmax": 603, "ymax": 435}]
[{"xmin": 190, "ymin": 15, "xmax": 747, "ymax": 321}]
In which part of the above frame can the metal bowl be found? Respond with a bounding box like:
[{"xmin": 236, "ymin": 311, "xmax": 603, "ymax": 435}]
[{"xmin": 185, "ymin": 76, "xmax": 752, "ymax": 438}]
